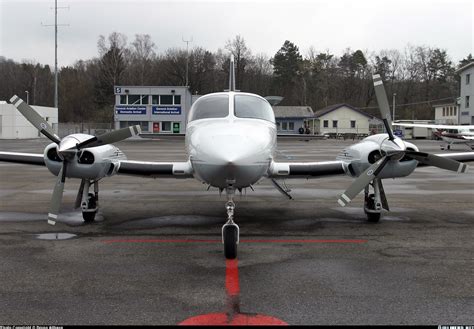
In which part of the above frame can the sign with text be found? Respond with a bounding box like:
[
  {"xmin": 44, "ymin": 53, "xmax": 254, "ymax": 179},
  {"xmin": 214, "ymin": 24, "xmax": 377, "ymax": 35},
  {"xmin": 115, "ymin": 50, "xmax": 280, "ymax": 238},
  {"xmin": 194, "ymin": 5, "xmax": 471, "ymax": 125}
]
[
  {"xmin": 152, "ymin": 106, "xmax": 181, "ymax": 115},
  {"xmin": 115, "ymin": 106, "xmax": 147, "ymax": 115}
]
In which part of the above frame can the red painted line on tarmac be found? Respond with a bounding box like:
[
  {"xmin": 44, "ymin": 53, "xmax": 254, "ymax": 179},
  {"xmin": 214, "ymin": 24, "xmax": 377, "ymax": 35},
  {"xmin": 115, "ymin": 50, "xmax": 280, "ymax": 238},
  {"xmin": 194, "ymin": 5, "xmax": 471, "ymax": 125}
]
[
  {"xmin": 225, "ymin": 259, "xmax": 240, "ymax": 297},
  {"xmin": 240, "ymin": 238, "xmax": 368, "ymax": 244},
  {"xmin": 102, "ymin": 238, "xmax": 219, "ymax": 244},
  {"xmin": 103, "ymin": 238, "xmax": 367, "ymax": 244},
  {"xmin": 179, "ymin": 257, "xmax": 288, "ymax": 326}
]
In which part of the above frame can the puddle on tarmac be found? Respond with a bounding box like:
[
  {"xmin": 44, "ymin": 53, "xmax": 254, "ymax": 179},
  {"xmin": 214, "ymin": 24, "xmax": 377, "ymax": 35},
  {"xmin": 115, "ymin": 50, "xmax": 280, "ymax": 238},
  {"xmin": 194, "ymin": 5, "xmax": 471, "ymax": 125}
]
[{"xmin": 35, "ymin": 233, "xmax": 77, "ymax": 240}]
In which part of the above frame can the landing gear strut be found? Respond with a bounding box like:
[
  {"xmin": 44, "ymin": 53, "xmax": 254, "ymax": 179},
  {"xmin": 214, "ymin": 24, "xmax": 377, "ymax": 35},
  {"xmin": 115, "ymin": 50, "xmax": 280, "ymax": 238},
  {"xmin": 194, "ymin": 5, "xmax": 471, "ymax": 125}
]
[
  {"xmin": 80, "ymin": 180, "xmax": 99, "ymax": 223},
  {"xmin": 222, "ymin": 184, "xmax": 239, "ymax": 259},
  {"xmin": 364, "ymin": 179, "xmax": 383, "ymax": 223}
]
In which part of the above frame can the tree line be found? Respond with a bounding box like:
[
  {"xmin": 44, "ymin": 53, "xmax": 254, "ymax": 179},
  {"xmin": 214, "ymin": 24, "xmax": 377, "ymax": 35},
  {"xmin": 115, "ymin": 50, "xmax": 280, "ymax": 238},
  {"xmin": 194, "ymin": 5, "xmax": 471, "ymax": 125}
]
[{"xmin": 0, "ymin": 32, "xmax": 472, "ymax": 122}]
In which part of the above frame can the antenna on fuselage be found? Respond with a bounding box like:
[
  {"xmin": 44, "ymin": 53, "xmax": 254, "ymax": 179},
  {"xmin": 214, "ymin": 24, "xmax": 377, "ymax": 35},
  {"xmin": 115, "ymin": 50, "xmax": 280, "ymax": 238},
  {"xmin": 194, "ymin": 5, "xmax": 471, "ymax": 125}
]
[{"xmin": 229, "ymin": 55, "xmax": 236, "ymax": 92}]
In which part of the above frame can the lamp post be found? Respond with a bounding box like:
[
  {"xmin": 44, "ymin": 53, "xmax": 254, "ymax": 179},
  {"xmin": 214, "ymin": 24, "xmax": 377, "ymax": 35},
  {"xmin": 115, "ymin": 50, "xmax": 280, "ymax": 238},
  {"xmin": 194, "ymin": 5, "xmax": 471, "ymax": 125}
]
[
  {"xmin": 25, "ymin": 91, "xmax": 29, "ymax": 105},
  {"xmin": 392, "ymin": 93, "xmax": 396, "ymax": 121}
]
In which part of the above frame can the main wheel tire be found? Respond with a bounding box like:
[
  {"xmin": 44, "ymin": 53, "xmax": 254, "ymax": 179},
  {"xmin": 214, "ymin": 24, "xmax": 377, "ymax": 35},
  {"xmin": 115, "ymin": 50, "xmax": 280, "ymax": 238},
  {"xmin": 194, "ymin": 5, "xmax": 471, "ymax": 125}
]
[
  {"xmin": 82, "ymin": 193, "xmax": 97, "ymax": 223},
  {"xmin": 82, "ymin": 211, "xmax": 96, "ymax": 222},
  {"xmin": 224, "ymin": 226, "xmax": 238, "ymax": 259},
  {"xmin": 365, "ymin": 194, "xmax": 381, "ymax": 223}
]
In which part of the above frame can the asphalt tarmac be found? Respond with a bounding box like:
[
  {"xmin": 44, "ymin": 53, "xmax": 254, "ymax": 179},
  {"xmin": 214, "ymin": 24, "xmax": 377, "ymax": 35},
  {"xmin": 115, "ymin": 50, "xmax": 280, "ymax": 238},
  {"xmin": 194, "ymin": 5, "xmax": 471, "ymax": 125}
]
[{"xmin": 0, "ymin": 137, "xmax": 473, "ymax": 325}]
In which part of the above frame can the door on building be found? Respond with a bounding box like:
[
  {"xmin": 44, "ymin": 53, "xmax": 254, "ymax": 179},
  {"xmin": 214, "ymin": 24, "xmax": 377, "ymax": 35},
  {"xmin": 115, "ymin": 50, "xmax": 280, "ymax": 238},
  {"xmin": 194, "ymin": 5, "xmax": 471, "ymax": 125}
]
[
  {"xmin": 153, "ymin": 122, "xmax": 160, "ymax": 133},
  {"xmin": 173, "ymin": 122, "xmax": 180, "ymax": 134}
]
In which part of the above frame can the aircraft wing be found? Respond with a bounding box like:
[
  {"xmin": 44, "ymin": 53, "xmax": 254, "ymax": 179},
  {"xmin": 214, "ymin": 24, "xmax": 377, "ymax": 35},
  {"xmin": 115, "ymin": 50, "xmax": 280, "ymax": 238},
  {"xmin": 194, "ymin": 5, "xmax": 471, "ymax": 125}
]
[
  {"xmin": 393, "ymin": 123, "xmax": 474, "ymax": 130},
  {"xmin": 268, "ymin": 151, "xmax": 474, "ymax": 179},
  {"xmin": 0, "ymin": 152, "xmax": 45, "ymax": 166},
  {"xmin": 116, "ymin": 160, "xmax": 193, "ymax": 178},
  {"xmin": 0, "ymin": 152, "xmax": 193, "ymax": 178},
  {"xmin": 268, "ymin": 161, "xmax": 347, "ymax": 179}
]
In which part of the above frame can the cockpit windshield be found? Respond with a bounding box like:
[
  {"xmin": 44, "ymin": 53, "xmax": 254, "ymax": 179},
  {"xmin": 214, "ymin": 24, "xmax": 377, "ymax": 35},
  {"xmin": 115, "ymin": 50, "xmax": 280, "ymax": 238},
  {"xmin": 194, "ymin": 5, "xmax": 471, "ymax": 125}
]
[
  {"xmin": 188, "ymin": 94, "xmax": 229, "ymax": 122},
  {"xmin": 234, "ymin": 94, "xmax": 275, "ymax": 123}
]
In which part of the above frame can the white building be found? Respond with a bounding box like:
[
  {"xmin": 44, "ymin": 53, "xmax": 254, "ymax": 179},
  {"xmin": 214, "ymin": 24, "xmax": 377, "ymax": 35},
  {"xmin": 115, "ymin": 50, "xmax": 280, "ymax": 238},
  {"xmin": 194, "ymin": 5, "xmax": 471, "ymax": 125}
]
[
  {"xmin": 0, "ymin": 101, "xmax": 58, "ymax": 139},
  {"xmin": 455, "ymin": 62, "xmax": 474, "ymax": 125},
  {"xmin": 433, "ymin": 101, "xmax": 459, "ymax": 124},
  {"xmin": 311, "ymin": 103, "xmax": 381, "ymax": 136}
]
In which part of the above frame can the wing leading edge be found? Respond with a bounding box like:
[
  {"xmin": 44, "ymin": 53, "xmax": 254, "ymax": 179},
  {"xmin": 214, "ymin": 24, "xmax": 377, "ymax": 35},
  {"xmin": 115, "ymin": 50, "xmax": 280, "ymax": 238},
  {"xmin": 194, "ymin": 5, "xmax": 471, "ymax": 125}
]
[{"xmin": 0, "ymin": 152, "xmax": 45, "ymax": 166}]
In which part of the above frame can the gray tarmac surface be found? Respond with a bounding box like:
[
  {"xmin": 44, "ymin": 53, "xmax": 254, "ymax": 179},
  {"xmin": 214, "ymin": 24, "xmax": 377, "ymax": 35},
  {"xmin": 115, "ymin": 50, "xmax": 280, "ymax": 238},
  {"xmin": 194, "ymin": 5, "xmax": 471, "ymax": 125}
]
[{"xmin": 0, "ymin": 137, "xmax": 473, "ymax": 325}]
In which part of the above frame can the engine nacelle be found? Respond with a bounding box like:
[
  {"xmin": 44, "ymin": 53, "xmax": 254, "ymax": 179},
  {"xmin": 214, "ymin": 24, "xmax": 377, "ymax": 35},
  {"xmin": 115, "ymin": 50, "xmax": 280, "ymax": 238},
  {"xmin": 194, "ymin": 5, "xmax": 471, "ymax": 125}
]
[
  {"xmin": 336, "ymin": 134, "xmax": 419, "ymax": 179},
  {"xmin": 44, "ymin": 142, "xmax": 127, "ymax": 179}
]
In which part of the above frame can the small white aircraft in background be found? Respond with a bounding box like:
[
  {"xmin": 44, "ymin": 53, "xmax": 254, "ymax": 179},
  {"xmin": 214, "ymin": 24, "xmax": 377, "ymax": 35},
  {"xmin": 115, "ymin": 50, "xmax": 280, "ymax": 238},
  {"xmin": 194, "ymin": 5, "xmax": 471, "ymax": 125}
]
[
  {"xmin": 1, "ymin": 57, "xmax": 474, "ymax": 259},
  {"xmin": 393, "ymin": 123, "xmax": 474, "ymax": 150}
]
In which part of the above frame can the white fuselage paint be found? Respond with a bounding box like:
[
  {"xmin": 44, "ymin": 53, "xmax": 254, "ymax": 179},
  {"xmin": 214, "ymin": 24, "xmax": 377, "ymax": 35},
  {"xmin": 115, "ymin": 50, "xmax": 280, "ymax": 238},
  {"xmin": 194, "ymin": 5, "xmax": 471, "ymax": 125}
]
[{"xmin": 185, "ymin": 92, "xmax": 277, "ymax": 189}]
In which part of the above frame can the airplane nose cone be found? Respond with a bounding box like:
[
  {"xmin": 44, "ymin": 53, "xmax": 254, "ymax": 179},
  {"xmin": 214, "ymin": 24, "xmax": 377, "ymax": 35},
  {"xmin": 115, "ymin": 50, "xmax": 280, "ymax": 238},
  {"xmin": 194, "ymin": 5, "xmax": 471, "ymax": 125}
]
[{"xmin": 203, "ymin": 135, "xmax": 258, "ymax": 165}]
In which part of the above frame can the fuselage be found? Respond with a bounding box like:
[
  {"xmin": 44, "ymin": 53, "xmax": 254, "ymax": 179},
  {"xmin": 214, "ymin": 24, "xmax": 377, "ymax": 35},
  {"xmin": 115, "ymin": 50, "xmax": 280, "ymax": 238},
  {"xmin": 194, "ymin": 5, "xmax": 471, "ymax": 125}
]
[
  {"xmin": 185, "ymin": 92, "xmax": 277, "ymax": 188},
  {"xmin": 434, "ymin": 129, "xmax": 474, "ymax": 144}
]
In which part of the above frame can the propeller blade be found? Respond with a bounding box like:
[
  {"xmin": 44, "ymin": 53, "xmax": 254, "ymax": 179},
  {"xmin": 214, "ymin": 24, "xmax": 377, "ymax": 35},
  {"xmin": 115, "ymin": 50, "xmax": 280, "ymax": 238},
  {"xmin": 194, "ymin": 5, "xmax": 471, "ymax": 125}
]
[
  {"xmin": 338, "ymin": 156, "xmax": 390, "ymax": 207},
  {"xmin": 48, "ymin": 162, "xmax": 67, "ymax": 225},
  {"xmin": 405, "ymin": 151, "xmax": 469, "ymax": 173},
  {"xmin": 9, "ymin": 95, "xmax": 61, "ymax": 144},
  {"xmin": 372, "ymin": 74, "xmax": 395, "ymax": 141},
  {"xmin": 74, "ymin": 125, "xmax": 141, "ymax": 150}
]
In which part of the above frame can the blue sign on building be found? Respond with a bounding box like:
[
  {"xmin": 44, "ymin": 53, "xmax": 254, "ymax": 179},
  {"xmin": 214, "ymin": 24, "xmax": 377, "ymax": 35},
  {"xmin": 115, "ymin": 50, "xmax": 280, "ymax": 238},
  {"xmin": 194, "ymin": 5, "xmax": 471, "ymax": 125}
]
[
  {"xmin": 152, "ymin": 106, "xmax": 181, "ymax": 115},
  {"xmin": 394, "ymin": 129, "xmax": 403, "ymax": 138},
  {"xmin": 115, "ymin": 106, "xmax": 147, "ymax": 115}
]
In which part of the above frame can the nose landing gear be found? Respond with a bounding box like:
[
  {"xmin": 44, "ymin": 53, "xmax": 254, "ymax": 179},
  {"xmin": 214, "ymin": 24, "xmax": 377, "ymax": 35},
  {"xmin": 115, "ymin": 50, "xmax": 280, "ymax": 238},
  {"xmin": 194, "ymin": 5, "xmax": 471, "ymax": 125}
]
[{"xmin": 222, "ymin": 186, "xmax": 240, "ymax": 259}]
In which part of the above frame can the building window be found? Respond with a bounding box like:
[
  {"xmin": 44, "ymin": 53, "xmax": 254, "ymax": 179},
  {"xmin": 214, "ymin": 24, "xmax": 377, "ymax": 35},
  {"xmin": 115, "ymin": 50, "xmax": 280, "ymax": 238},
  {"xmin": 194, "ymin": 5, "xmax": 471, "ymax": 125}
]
[
  {"xmin": 289, "ymin": 122, "xmax": 294, "ymax": 130},
  {"xmin": 276, "ymin": 122, "xmax": 281, "ymax": 131},
  {"xmin": 467, "ymin": 96, "xmax": 470, "ymax": 108},
  {"xmin": 350, "ymin": 120, "xmax": 356, "ymax": 128},
  {"xmin": 174, "ymin": 95, "xmax": 181, "ymax": 104},
  {"xmin": 282, "ymin": 122, "xmax": 288, "ymax": 131},
  {"xmin": 323, "ymin": 120, "xmax": 328, "ymax": 128},
  {"xmin": 120, "ymin": 95, "xmax": 127, "ymax": 104},
  {"xmin": 332, "ymin": 120, "xmax": 338, "ymax": 128},
  {"xmin": 454, "ymin": 107, "xmax": 457, "ymax": 116},
  {"xmin": 442, "ymin": 107, "xmax": 446, "ymax": 116},
  {"xmin": 161, "ymin": 121, "xmax": 172, "ymax": 132},
  {"xmin": 140, "ymin": 95, "xmax": 149, "ymax": 105},
  {"xmin": 128, "ymin": 95, "xmax": 141, "ymax": 105},
  {"xmin": 151, "ymin": 95, "xmax": 159, "ymax": 104},
  {"xmin": 467, "ymin": 74, "xmax": 471, "ymax": 85},
  {"xmin": 160, "ymin": 95, "xmax": 174, "ymax": 105}
]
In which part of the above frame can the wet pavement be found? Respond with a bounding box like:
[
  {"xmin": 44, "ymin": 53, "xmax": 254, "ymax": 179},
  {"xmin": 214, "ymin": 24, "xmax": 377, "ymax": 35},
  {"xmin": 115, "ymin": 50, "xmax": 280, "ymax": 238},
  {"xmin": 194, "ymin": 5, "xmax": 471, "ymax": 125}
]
[{"xmin": 0, "ymin": 137, "xmax": 473, "ymax": 325}]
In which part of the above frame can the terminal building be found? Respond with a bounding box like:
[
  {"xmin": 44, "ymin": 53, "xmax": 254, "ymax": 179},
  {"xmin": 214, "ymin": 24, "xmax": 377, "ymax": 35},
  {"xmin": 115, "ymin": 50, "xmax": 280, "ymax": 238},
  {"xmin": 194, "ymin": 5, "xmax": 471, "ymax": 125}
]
[{"xmin": 114, "ymin": 86, "xmax": 192, "ymax": 134}]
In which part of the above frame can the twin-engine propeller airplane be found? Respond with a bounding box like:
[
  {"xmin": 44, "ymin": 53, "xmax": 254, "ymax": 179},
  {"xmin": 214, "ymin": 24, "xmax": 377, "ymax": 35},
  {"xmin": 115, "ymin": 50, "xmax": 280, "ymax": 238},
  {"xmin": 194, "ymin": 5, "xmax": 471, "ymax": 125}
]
[
  {"xmin": 392, "ymin": 123, "xmax": 474, "ymax": 150},
  {"xmin": 1, "ymin": 56, "xmax": 474, "ymax": 259}
]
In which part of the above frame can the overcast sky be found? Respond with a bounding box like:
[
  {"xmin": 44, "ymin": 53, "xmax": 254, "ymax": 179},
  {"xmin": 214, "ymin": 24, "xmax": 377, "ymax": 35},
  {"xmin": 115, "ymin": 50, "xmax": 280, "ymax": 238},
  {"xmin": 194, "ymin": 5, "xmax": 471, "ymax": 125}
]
[{"xmin": 1, "ymin": 0, "xmax": 473, "ymax": 68}]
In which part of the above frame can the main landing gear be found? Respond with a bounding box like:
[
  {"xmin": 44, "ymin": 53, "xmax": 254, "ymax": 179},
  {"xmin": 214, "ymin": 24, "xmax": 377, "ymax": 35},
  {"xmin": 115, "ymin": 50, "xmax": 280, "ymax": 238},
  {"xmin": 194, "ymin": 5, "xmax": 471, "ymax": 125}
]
[
  {"xmin": 363, "ymin": 178, "xmax": 388, "ymax": 223},
  {"xmin": 222, "ymin": 184, "xmax": 239, "ymax": 259},
  {"xmin": 77, "ymin": 179, "xmax": 99, "ymax": 223}
]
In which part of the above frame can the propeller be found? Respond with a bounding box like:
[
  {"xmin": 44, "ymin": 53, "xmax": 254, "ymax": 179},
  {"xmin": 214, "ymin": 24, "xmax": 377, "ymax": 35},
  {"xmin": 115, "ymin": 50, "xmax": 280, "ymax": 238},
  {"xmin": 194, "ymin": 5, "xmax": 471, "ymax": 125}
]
[
  {"xmin": 10, "ymin": 95, "xmax": 61, "ymax": 144},
  {"xmin": 9, "ymin": 95, "xmax": 140, "ymax": 224},
  {"xmin": 337, "ymin": 75, "xmax": 469, "ymax": 207}
]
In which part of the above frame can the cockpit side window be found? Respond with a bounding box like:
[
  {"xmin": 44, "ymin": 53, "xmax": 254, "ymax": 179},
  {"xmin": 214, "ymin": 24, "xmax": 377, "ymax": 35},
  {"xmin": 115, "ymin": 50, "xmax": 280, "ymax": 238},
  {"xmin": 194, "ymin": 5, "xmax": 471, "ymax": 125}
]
[
  {"xmin": 234, "ymin": 94, "xmax": 275, "ymax": 123},
  {"xmin": 188, "ymin": 94, "xmax": 229, "ymax": 122}
]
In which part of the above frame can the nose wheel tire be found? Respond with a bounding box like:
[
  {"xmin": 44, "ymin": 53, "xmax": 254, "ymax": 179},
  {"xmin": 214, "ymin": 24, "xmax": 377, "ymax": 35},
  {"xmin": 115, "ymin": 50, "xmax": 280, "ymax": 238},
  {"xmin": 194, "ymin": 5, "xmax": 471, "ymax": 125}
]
[{"xmin": 223, "ymin": 225, "xmax": 238, "ymax": 259}]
